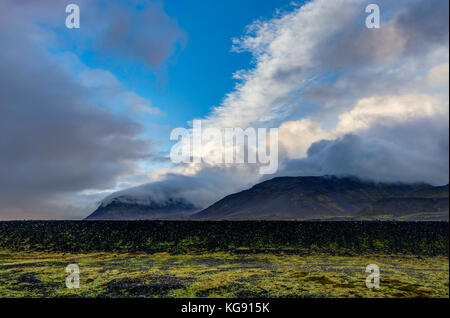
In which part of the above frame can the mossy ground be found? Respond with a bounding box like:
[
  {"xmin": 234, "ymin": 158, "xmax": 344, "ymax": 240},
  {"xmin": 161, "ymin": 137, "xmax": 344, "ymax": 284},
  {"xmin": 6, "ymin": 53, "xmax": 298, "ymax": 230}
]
[{"xmin": 0, "ymin": 250, "xmax": 447, "ymax": 298}]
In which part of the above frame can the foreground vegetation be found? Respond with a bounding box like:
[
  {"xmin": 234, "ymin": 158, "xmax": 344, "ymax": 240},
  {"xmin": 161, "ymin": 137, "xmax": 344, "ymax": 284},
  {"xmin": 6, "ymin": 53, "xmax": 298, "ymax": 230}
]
[
  {"xmin": 0, "ymin": 221, "xmax": 448, "ymax": 255},
  {"xmin": 0, "ymin": 250, "xmax": 447, "ymax": 298},
  {"xmin": 0, "ymin": 221, "xmax": 447, "ymax": 298}
]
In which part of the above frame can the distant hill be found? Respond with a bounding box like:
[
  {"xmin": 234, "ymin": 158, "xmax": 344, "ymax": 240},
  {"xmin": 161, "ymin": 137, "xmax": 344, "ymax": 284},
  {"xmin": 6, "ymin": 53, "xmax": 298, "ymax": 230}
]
[
  {"xmin": 402, "ymin": 184, "xmax": 449, "ymax": 199},
  {"xmin": 86, "ymin": 197, "xmax": 199, "ymax": 220},
  {"xmin": 86, "ymin": 176, "xmax": 449, "ymax": 220},
  {"xmin": 357, "ymin": 184, "xmax": 449, "ymax": 221},
  {"xmin": 191, "ymin": 176, "xmax": 448, "ymax": 220},
  {"xmin": 358, "ymin": 197, "xmax": 448, "ymax": 216}
]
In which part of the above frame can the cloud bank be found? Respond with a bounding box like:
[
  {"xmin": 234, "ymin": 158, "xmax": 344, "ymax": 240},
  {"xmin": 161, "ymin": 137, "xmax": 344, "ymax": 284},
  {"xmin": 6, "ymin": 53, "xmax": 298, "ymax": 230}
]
[
  {"xmin": 0, "ymin": 0, "xmax": 184, "ymax": 219},
  {"xmin": 103, "ymin": 0, "xmax": 448, "ymax": 211}
]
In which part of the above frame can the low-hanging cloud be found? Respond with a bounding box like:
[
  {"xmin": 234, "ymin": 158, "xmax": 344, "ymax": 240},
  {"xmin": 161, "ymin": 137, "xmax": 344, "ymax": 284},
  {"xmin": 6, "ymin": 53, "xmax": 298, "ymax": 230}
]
[
  {"xmin": 101, "ymin": 0, "xmax": 448, "ymax": 213},
  {"xmin": 100, "ymin": 165, "xmax": 261, "ymax": 209},
  {"xmin": 277, "ymin": 116, "xmax": 449, "ymax": 186},
  {"xmin": 0, "ymin": 0, "xmax": 186, "ymax": 219}
]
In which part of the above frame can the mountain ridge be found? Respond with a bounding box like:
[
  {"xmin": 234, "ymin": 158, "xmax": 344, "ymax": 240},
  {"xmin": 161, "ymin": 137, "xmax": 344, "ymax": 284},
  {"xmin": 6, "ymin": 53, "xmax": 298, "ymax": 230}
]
[
  {"xmin": 86, "ymin": 197, "xmax": 199, "ymax": 220},
  {"xmin": 85, "ymin": 176, "xmax": 449, "ymax": 220},
  {"xmin": 192, "ymin": 176, "xmax": 448, "ymax": 220}
]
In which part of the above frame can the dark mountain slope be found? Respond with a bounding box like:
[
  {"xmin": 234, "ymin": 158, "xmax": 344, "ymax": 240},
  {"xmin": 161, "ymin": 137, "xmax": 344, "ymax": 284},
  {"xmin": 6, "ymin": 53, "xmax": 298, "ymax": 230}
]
[
  {"xmin": 192, "ymin": 176, "xmax": 433, "ymax": 220},
  {"xmin": 358, "ymin": 197, "xmax": 448, "ymax": 217},
  {"xmin": 357, "ymin": 184, "xmax": 449, "ymax": 220},
  {"xmin": 86, "ymin": 197, "xmax": 199, "ymax": 220},
  {"xmin": 402, "ymin": 184, "xmax": 449, "ymax": 198}
]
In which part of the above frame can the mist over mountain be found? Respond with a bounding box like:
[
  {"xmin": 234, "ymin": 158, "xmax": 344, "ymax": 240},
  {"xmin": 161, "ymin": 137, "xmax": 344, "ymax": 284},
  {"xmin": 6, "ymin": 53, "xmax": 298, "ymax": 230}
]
[
  {"xmin": 86, "ymin": 176, "xmax": 449, "ymax": 220},
  {"xmin": 86, "ymin": 196, "xmax": 199, "ymax": 220},
  {"xmin": 192, "ymin": 176, "xmax": 448, "ymax": 220}
]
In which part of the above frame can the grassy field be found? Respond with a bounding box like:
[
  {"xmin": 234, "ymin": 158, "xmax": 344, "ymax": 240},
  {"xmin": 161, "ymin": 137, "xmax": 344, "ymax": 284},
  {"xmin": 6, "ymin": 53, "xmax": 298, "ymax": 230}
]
[
  {"xmin": 0, "ymin": 250, "xmax": 448, "ymax": 298},
  {"xmin": 1, "ymin": 221, "xmax": 447, "ymax": 298}
]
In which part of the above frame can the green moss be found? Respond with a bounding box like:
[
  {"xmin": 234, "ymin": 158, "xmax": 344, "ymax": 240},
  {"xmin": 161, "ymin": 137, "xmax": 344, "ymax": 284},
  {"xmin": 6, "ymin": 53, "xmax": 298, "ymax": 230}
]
[
  {"xmin": 0, "ymin": 250, "xmax": 447, "ymax": 298},
  {"xmin": 373, "ymin": 239, "xmax": 386, "ymax": 251}
]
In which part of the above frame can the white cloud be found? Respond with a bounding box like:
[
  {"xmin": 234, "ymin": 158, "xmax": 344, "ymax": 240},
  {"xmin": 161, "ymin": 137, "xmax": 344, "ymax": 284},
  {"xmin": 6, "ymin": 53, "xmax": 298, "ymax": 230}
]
[
  {"xmin": 102, "ymin": 0, "xmax": 449, "ymax": 212},
  {"xmin": 279, "ymin": 119, "xmax": 330, "ymax": 159},
  {"xmin": 336, "ymin": 94, "xmax": 449, "ymax": 134}
]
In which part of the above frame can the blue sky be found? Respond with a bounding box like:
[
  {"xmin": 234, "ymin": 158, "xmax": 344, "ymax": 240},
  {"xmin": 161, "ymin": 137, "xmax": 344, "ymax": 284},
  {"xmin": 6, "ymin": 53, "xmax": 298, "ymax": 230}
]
[
  {"xmin": 74, "ymin": 0, "xmax": 295, "ymax": 136},
  {"xmin": 58, "ymin": 0, "xmax": 299, "ymax": 174}
]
